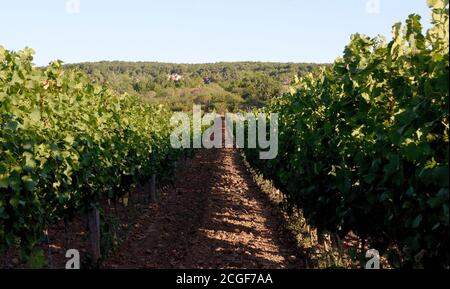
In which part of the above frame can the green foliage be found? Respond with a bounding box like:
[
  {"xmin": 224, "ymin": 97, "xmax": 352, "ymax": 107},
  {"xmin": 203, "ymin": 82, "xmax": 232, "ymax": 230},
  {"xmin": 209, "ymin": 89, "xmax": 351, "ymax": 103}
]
[
  {"xmin": 244, "ymin": 1, "xmax": 449, "ymax": 268},
  {"xmin": 66, "ymin": 61, "xmax": 323, "ymax": 112},
  {"xmin": 28, "ymin": 248, "xmax": 46, "ymax": 269},
  {"xmin": 0, "ymin": 46, "xmax": 186, "ymax": 264}
]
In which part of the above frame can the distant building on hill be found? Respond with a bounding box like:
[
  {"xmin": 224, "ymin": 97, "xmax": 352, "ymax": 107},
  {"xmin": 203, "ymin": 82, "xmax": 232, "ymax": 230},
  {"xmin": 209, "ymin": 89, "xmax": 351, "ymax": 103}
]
[{"xmin": 168, "ymin": 73, "xmax": 182, "ymax": 82}]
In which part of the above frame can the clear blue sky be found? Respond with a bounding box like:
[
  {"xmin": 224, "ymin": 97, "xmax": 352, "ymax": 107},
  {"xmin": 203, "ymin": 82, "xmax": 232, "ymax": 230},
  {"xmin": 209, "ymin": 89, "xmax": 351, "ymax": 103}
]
[{"xmin": 0, "ymin": 0, "xmax": 432, "ymax": 66}]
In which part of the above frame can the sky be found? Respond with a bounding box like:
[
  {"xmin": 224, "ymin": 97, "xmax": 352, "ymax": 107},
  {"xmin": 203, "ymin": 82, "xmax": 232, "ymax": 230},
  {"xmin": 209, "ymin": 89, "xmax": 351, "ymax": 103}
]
[{"xmin": 0, "ymin": 0, "xmax": 432, "ymax": 66}]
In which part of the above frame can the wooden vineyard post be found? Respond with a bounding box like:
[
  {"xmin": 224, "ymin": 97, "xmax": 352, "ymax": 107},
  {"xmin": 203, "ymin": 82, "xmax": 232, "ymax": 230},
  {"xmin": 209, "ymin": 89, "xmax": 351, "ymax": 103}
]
[
  {"xmin": 318, "ymin": 231, "xmax": 329, "ymax": 252},
  {"xmin": 44, "ymin": 229, "xmax": 53, "ymax": 269},
  {"xmin": 88, "ymin": 206, "xmax": 101, "ymax": 264},
  {"xmin": 332, "ymin": 233, "xmax": 344, "ymax": 265},
  {"xmin": 128, "ymin": 188, "xmax": 133, "ymax": 205},
  {"xmin": 150, "ymin": 174, "xmax": 157, "ymax": 202},
  {"xmin": 332, "ymin": 233, "xmax": 342, "ymax": 250},
  {"xmin": 144, "ymin": 182, "xmax": 150, "ymax": 203}
]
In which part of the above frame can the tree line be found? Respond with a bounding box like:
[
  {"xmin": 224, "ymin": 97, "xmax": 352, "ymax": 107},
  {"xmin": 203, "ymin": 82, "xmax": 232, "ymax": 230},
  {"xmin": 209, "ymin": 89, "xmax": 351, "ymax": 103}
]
[{"xmin": 66, "ymin": 61, "xmax": 324, "ymax": 112}]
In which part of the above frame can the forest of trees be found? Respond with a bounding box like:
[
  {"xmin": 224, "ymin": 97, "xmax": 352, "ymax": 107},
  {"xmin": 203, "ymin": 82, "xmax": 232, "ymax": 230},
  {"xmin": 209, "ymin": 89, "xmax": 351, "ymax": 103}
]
[{"xmin": 66, "ymin": 62, "xmax": 324, "ymax": 112}]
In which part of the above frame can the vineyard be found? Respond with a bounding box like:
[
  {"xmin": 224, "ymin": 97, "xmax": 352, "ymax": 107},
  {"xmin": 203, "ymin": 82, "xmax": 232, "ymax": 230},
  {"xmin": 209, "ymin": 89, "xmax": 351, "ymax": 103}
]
[
  {"xmin": 0, "ymin": 48, "xmax": 189, "ymax": 267},
  {"xmin": 0, "ymin": 0, "xmax": 449, "ymax": 270},
  {"xmin": 244, "ymin": 0, "xmax": 449, "ymax": 268}
]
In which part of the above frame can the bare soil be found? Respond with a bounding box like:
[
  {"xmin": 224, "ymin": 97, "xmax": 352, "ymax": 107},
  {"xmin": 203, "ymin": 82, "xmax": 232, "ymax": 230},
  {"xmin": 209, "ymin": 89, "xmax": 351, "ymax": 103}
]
[{"xmin": 103, "ymin": 148, "xmax": 305, "ymax": 269}]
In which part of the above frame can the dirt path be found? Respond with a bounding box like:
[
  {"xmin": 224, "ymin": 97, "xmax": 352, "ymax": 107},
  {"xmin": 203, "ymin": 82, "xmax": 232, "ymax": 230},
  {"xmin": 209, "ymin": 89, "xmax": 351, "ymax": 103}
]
[{"xmin": 103, "ymin": 146, "xmax": 305, "ymax": 269}]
